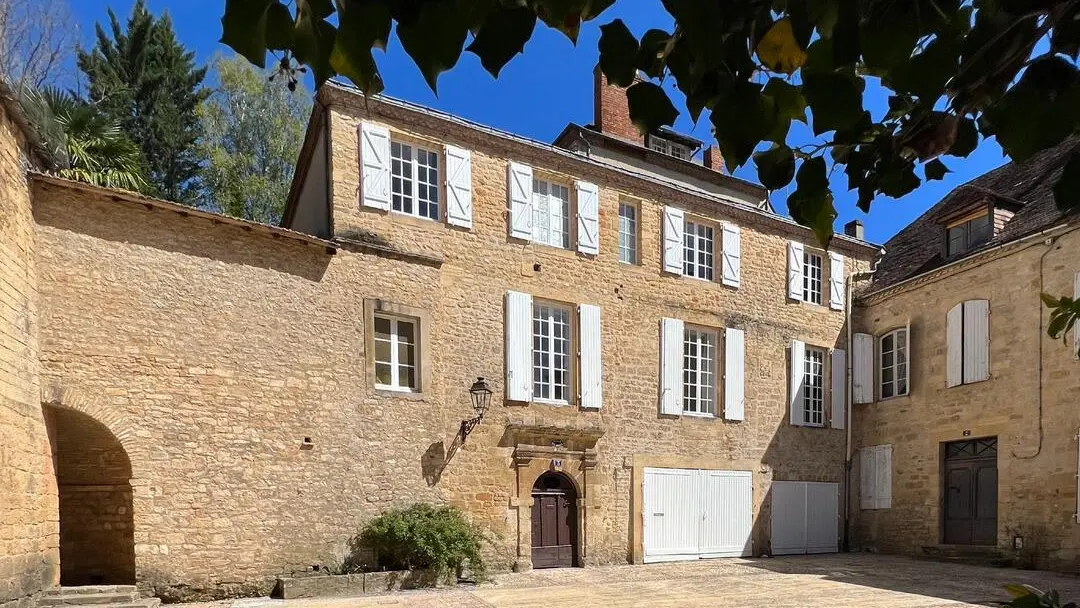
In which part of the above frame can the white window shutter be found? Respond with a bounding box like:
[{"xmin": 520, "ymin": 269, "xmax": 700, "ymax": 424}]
[
  {"xmin": 575, "ymin": 181, "xmax": 600, "ymax": 255},
  {"xmin": 860, "ymin": 448, "xmax": 875, "ymax": 510},
  {"xmin": 830, "ymin": 348, "xmax": 846, "ymax": 429},
  {"xmin": 724, "ymin": 327, "xmax": 745, "ymax": 421},
  {"xmin": 721, "ymin": 222, "xmax": 741, "ymax": 288},
  {"xmin": 505, "ymin": 290, "xmax": 533, "ymax": 402},
  {"xmin": 660, "ymin": 317, "xmax": 684, "ymax": 415},
  {"xmin": 444, "ymin": 144, "xmax": 473, "ymax": 228},
  {"xmin": 963, "ymin": 299, "xmax": 990, "ymax": 382},
  {"xmin": 788, "ymin": 241, "xmax": 804, "ymax": 300},
  {"xmin": 790, "ymin": 339, "xmax": 806, "ymax": 425},
  {"xmin": 904, "ymin": 317, "xmax": 912, "ymax": 395},
  {"xmin": 946, "ymin": 302, "xmax": 963, "ymax": 387},
  {"xmin": 1075, "ymin": 272, "xmax": 1080, "ymax": 359},
  {"xmin": 579, "ymin": 304, "xmax": 602, "ymax": 409},
  {"xmin": 877, "ymin": 445, "xmax": 893, "ymax": 509},
  {"xmin": 359, "ymin": 122, "xmax": 391, "ymax": 210},
  {"xmin": 507, "ymin": 162, "xmax": 533, "ymax": 240},
  {"xmin": 852, "ymin": 333, "xmax": 874, "ymax": 404},
  {"xmin": 662, "ymin": 206, "xmax": 685, "ymax": 274},
  {"xmin": 829, "ymin": 252, "xmax": 845, "ymax": 311}
]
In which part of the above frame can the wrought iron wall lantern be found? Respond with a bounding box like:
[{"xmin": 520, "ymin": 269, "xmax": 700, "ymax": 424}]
[{"xmin": 459, "ymin": 377, "xmax": 492, "ymax": 443}]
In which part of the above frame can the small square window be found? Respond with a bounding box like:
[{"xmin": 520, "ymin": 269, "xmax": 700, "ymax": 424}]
[
  {"xmin": 618, "ymin": 201, "xmax": 638, "ymax": 264},
  {"xmin": 374, "ymin": 314, "xmax": 418, "ymax": 391}
]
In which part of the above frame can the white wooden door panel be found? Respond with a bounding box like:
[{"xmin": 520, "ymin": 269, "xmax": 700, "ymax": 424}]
[
  {"xmin": 805, "ymin": 482, "xmax": 839, "ymax": 554},
  {"xmin": 771, "ymin": 481, "xmax": 839, "ymax": 556},
  {"xmin": 699, "ymin": 470, "xmax": 753, "ymax": 558},
  {"xmin": 643, "ymin": 467, "xmax": 753, "ymax": 562}
]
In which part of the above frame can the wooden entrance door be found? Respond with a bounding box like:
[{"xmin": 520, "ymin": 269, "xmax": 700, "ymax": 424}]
[
  {"xmin": 531, "ymin": 473, "xmax": 577, "ymax": 568},
  {"xmin": 943, "ymin": 437, "xmax": 998, "ymax": 545}
]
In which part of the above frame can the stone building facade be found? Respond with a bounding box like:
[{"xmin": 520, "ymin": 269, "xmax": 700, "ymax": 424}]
[
  {"xmin": 1, "ymin": 73, "xmax": 879, "ymax": 604},
  {"xmin": 850, "ymin": 140, "xmax": 1080, "ymax": 570}
]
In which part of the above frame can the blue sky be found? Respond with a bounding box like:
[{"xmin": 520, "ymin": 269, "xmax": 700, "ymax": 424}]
[{"xmin": 69, "ymin": 0, "xmax": 1009, "ymax": 244}]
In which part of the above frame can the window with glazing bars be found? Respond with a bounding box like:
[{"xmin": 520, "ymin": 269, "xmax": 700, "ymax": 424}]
[
  {"xmin": 803, "ymin": 251, "xmax": 823, "ymax": 305},
  {"xmin": 618, "ymin": 202, "xmax": 638, "ymax": 264},
  {"xmin": 683, "ymin": 220, "xmax": 714, "ymax": 280},
  {"xmin": 374, "ymin": 315, "xmax": 417, "ymax": 390},
  {"xmin": 683, "ymin": 327, "xmax": 717, "ymax": 415},
  {"xmin": 532, "ymin": 302, "xmax": 570, "ymax": 402},
  {"xmin": 803, "ymin": 346, "xmax": 825, "ymax": 425},
  {"xmin": 880, "ymin": 328, "xmax": 909, "ymax": 399},
  {"xmin": 532, "ymin": 179, "xmax": 570, "ymax": 248},
  {"xmin": 390, "ymin": 141, "xmax": 439, "ymax": 220}
]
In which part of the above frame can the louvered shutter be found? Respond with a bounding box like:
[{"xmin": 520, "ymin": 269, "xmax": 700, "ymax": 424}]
[
  {"xmin": 829, "ymin": 252, "xmax": 845, "ymax": 310},
  {"xmin": 831, "ymin": 348, "xmax": 846, "ymax": 429},
  {"xmin": 788, "ymin": 242, "xmax": 804, "ymax": 300},
  {"xmin": 660, "ymin": 317, "xmax": 684, "ymax": 415},
  {"xmin": 1075, "ymin": 273, "xmax": 1080, "ymax": 359},
  {"xmin": 790, "ymin": 340, "xmax": 806, "ymax": 425},
  {"xmin": 724, "ymin": 327, "xmax": 745, "ymax": 421},
  {"xmin": 662, "ymin": 206, "xmax": 685, "ymax": 274},
  {"xmin": 963, "ymin": 299, "xmax": 990, "ymax": 382},
  {"xmin": 505, "ymin": 291, "xmax": 533, "ymax": 402},
  {"xmin": 721, "ymin": 222, "xmax": 741, "ymax": 287},
  {"xmin": 575, "ymin": 181, "xmax": 600, "ymax": 255},
  {"xmin": 903, "ymin": 318, "xmax": 912, "ymax": 396},
  {"xmin": 946, "ymin": 302, "xmax": 963, "ymax": 387},
  {"xmin": 444, "ymin": 144, "xmax": 473, "ymax": 228},
  {"xmin": 579, "ymin": 304, "xmax": 602, "ymax": 409},
  {"xmin": 359, "ymin": 122, "xmax": 391, "ymax": 210},
  {"xmin": 860, "ymin": 448, "xmax": 875, "ymax": 510},
  {"xmin": 507, "ymin": 162, "xmax": 533, "ymax": 240},
  {"xmin": 877, "ymin": 445, "xmax": 893, "ymax": 509},
  {"xmin": 852, "ymin": 333, "xmax": 874, "ymax": 404}
]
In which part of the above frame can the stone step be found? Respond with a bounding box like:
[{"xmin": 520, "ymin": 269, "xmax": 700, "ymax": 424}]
[
  {"xmin": 39, "ymin": 592, "xmax": 143, "ymax": 606},
  {"xmin": 44, "ymin": 587, "xmax": 138, "ymax": 597}
]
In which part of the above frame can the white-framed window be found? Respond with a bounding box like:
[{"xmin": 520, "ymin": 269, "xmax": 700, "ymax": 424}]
[
  {"xmin": 618, "ymin": 201, "xmax": 638, "ymax": 264},
  {"xmin": 879, "ymin": 328, "xmax": 909, "ymax": 399},
  {"xmin": 803, "ymin": 346, "xmax": 825, "ymax": 426},
  {"xmin": 648, "ymin": 135, "xmax": 691, "ymax": 160},
  {"xmin": 532, "ymin": 302, "xmax": 571, "ymax": 403},
  {"xmin": 947, "ymin": 212, "xmax": 992, "ymax": 256},
  {"xmin": 803, "ymin": 251, "xmax": 823, "ymax": 305},
  {"xmin": 683, "ymin": 326, "xmax": 718, "ymax": 416},
  {"xmin": 390, "ymin": 141, "xmax": 440, "ymax": 220},
  {"xmin": 532, "ymin": 178, "xmax": 570, "ymax": 249},
  {"xmin": 374, "ymin": 314, "xmax": 418, "ymax": 391},
  {"xmin": 683, "ymin": 220, "xmax": 715, "ymax": 281}
]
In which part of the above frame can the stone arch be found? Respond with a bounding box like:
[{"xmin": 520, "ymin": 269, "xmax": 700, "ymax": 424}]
[
  {"xmin": 42, "ymin": 382, "xmax": 138, "ymax": 586},
  {"xmin": 41, "ymin": 381, "xmax": 145, "ymax": 465}
]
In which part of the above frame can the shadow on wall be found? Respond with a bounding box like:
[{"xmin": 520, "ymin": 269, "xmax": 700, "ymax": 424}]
[
  {"xmin": 32, "ymin": 181, "xmax": 333, "ymax": 283},
  {"xmin": 45, "ymin": 405, "xmax": 136, "ymax": 586}
]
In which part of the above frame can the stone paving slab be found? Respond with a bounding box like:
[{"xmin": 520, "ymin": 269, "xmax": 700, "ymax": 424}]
[{"xmin": 177, "ymin": 554, "xmax": 1080, "ymax": 608}]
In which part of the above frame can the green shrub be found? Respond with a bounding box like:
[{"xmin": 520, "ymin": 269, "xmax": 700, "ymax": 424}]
[
  {"xmin": 998, "ymin": 584, "xmax": 1076, "ymax": 608},
  {"xmin": 353, "ymin": 503, "xmax": 486, "ymax": 581}
]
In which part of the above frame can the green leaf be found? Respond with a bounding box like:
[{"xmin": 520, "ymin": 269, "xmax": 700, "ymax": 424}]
[
  {"xmin": 807, "ymin": 0, "xmax": 840, "ymax": 39},
  {"xmin": 330, "ymin": 1, "xmax": 390, "ymax": 94},
  {"xmin": 804, "ymin": 71, "xmax": 863, "ymax": 135},
  {"xmin": 535, "ymin": 0, "xmax": 611, "ymax": 43},
  {"xmin": 220, "ymin": 0, "xmax": 279, "ymax": 68},
  {"xmin": 636, "ymin": 28, "xmax": 671, "ymax": 79},
  {"xmin": 396, "ymin": 1, "xmax": 469, "ymax": 92},
  {"xmin": 1004, "ymin": 583, "xmax": 1036, "ymax": 600},
  {"xmin": 763, "ymin": 78, "xmax": 807, "ymax": 123},
  {"xmin": 982, "ymin": 56, "xmax": 1080, "ymax": 162},
  {"xmin": 787, "ymin": 156, "xmax": 837, "ymax": 247},
  {"xmin": 467, "ymin": 7, "xmax": 537, "ymax": 79},
  {"xmin": 292, "ymin": 1, "xmax": 336, "ymax": 87},
  {"xmin": 756, "ymin": 18, "xmax": 807, "ymax": 75},
  {"xmin": 1052, "ymin": 4, "xmax": 1080, "ymax": 59},
  {"xmin": 264, "ymin": 1, "xmax": 295, "ymax": 50},
  {"xmin": 753, "ymin": 145, "xmax": 796, "ymax": 190},
  {"xmin": 625, "ymin": 81, "xmax": 678, "ymax": 135},
  {"xmin": 948, "ymin": 118, "xmax": 978, "ymax": 157},
  {"xmin": 1053, "ymin": 149, "xmax": 1080, "ymax": 211},
  {"xmin": 598, "ymin": 19, "xmax": 639, "ymax": 87},
  {"xmin": 711, "ymin": 81, "xmax": 776, "ymax": 169},
  {"xmin": 924, "ymin": 159, "xmax": 949, "ymax": 181}
]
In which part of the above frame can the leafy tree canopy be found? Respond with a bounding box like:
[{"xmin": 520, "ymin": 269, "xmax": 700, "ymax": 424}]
[{"xmin": 219, "ymin": 0, "xmax": 1080, "ymax": 344}]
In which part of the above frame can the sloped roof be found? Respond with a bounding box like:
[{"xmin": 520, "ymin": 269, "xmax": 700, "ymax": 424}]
[{"xmin": 871, "ymin": 138, "xmax": 1080, "ymax": 289}]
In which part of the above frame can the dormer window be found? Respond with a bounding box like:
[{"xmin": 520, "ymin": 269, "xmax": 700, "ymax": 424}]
[
  {"xmin": 946, "ymin": 211, "xmax": 992, "ymax": 256},
  {"xmin": 648, "ymin": 135, "xmax": 691, "ymax": 161}
]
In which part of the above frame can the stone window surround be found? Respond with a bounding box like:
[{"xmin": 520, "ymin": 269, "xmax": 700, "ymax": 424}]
[{"xmin": 364, "ymin": 298, "xmax": 433, "ymax": 398}]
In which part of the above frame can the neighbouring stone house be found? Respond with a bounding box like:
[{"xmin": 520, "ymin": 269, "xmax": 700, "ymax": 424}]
[{"xmin": 0, "ymin": 67, "xmax": 1076, "ymax": 607}]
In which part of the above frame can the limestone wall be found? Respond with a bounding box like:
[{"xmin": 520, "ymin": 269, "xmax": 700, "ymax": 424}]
[
  {"xmin": 854, "ymin": 227, "xmax": 1080, "ymax": 570},
  {"xmin": 0, "ymin": 99, "xmax": 55, "ymax": 605}
]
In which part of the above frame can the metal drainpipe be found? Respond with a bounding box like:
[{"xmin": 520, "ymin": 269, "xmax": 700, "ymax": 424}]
[{"xmin": 843, "ymin": 268, "xmax": 875, "ymax": 552}]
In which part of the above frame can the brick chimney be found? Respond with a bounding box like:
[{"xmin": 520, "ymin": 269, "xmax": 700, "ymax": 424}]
[
  {"xmin": 593, "ymin": 65, "xmax": 644, "ymax": 145},
  {"xmin": 844, "ymin": 220, "xmax": 865, "ymax": 240},
  {"xmin": 702, "ymin": 146, "xmax": 725, "ymax": 173}
]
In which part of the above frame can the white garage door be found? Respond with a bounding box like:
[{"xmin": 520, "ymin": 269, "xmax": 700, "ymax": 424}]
[
  {"xmin": 770, "ymin": 481, "xmax": 839, "ymax": 555},
  {"xmin": 643, "ymin": 468, "xmax": 752, "ymax": 563}
]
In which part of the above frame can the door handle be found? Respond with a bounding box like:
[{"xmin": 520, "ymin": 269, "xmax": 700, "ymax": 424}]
[{"xmin": 653, "ymin": 513, "xmax": 664, "ymax": 517}]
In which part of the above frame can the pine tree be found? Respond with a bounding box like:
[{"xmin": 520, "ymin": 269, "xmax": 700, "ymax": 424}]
[{"xmin": 77, "ymin": 0, "xmax": 207, "ymax": 203}]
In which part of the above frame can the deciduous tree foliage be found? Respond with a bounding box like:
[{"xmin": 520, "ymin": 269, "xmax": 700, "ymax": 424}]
[
  {"xmin": 197, "ymin": 54, "xmax": 312, "ymax": 224},
  {"xmin": 218, "ymin": 0, "xmax": 1080, "ymax": 346},
  {"xmin": 79, "ymin": 0, "xmax": 208, "ymax": 204}
]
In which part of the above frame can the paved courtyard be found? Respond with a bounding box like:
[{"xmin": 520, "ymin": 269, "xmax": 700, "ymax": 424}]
[{"xmin": 184, "ymin": 554, "xmax": 1080, "ymax": 608}]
